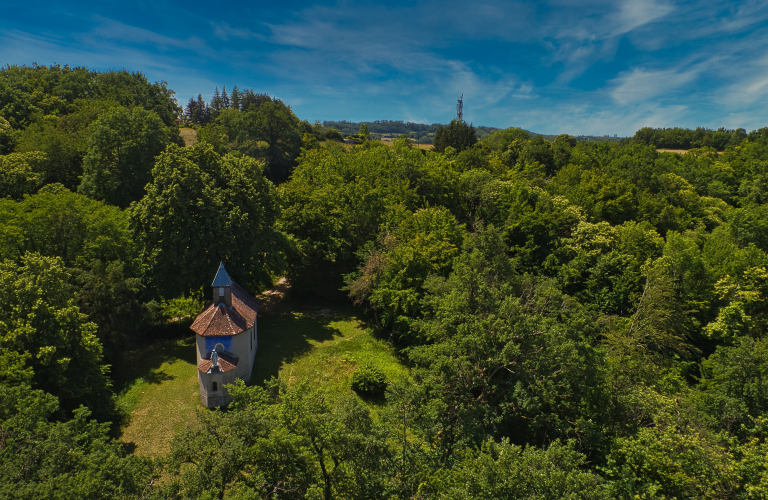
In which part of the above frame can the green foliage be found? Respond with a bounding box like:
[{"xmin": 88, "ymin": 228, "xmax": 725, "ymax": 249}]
[
  {"xmin": 0, "ymin": 253, "xmax": 114, "ymax": 418},
  {"xmin": 358, "ymin": 123, "xmax": 370, "ymax": 140},
  {"xmin": 0, "ymin": 188, "xmax": 143, "ymax": 358},
  {"xmin": 433, "ymin": 119, "xmax": 477, "ymax": 153},
  {"xmin": 280, "ymin": 144, "xmax": 420, "ymax": 296},
  {"xmin": 698, "ymin": 337, "xmax": 768, "ymax": 433},
  {"xmin": 705, "ymin": 266, "xmax": 768, "ymax": 340},
  {"xmin": 79, "ymin": 106, "xmax": 170, "ymax": 207},
  {"xmin": 164, "ymin": 380, "xmax": 393, "ymax": 499},
  {"xmin": 0, "ymin": 187, "xmax": 135, "ymax": 266},
  {"xmin": 131, "ymin": 142, "xmax": 287, "ymax": 297},
  {"xmin": 209, "ymin": 97, "xmax": 303, "ymax": 183},
  {"xmin": 12, "ymin": 66, "xmax": 768, "ymax": 497},
  {"xmin": 0, "ymin": 115, "xmax": 14, "ymax": 154},
  {"xmin": 604, "ymin": 424, "xmax": 738, "ymax": 499},
  {"xmin": 13, "ymin": 100, "xmax": 120, "ymax": 189},
  {"xmin": 347, "ymin": 206, "xmax": 465, "ymax": 334},
  {"xmin": 351, "ymin": 362, "xmax": 388, "ymax": 396},
  {"xmin": 324, "ymin": 127, "xmax": 344, "ymax": 142},
  {"xmin": 159, "ymin": 293, "xmax": 204, "ymax": 320},
  {"xmin": 0, "ymin": 384, "xmax": 154, "ymax": 498},
  {"xmin": 482, "ymin": 126, "xmax": 530, "ymax": 152},
  {"xmin": 632, "ymin": 126, "xmax": 746, "ymax": 151},
  {"xmin": 0, "ymin": 64, "xmax": 180, "ymax": 128},
  {"xmin": 433, "ymin": 439, "xmax": 608, "ymax": 499},
  {"xmin": 0, "ymin": 151, "xmax": 43, "ymax": 199}
]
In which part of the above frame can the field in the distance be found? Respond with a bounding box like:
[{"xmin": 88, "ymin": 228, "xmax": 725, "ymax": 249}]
[
  {"xmin": 179, "ymin": 128, "xmax": 198, "ymax": 147},
  {"xmin": 380, "ymin": 138, "xmax": 432, "ymax": 150},
  {"xmin": 116, "ymin": 300, "xmax": 408, "ymax": 457}
]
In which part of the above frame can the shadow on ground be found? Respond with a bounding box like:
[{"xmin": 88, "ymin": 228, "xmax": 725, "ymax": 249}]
[
  {"xmin": 251, "ymin": 301, "xmax": 369, "ymax": 386},
  {"xmin": 113, "ymin": 335, "xmax": 198, "ymax": 394}
]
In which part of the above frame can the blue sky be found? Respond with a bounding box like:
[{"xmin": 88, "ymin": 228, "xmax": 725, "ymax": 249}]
[{"xmin": 2, "ymin": 0, "xmax": 768, "ymax": 136}]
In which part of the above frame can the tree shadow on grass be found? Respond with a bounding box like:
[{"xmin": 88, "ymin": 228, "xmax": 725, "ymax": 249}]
[
  {"xmin": 112, "ymin": 335, "xmax": 198, "ymax": 394},
  {"xmin": 250, "ymin": 303, "xmax": 370, "ymax": 386},
  {"xmin": 111, "ymin": 336, "xmax": 199, "ymax": 438}
]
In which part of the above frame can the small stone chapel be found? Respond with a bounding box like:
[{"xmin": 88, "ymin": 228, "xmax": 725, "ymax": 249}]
[{"xmin": 190, "ymin": 262, "xmax": 259, "ymax": 407}]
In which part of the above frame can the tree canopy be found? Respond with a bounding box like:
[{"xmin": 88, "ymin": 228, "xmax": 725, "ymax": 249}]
[{"xmin": 6, "ymin": 65, "xmax": 768, "ymax": 498}]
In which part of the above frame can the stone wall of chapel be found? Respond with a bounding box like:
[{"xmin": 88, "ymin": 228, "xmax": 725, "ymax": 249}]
[
  {"xmin": 199, "ymin": 369, "xmax": 236, "ymax": 407},
  {"xmin": 232, "ymin": 329, "xmax": 252, "ymax": 381}
]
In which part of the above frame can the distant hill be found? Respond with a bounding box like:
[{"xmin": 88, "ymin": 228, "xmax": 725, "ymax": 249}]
[{"xmin": 321, "ymin": 120, "xmax": 624, "ymax": 144}]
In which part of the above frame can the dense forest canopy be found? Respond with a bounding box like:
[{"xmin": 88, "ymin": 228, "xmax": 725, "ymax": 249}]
[
  {"xmin": 5, "ymin": 63, "xmax": 768, "ymax": 498},
  {"xmin": 629, "ymin": 126, "xmax": 754, "ymax": 151}
]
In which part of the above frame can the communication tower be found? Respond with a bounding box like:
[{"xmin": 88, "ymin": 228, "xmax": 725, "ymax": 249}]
[{"xmin": 456, "ymin": 94, "xmax": 463, "ymax": 122}]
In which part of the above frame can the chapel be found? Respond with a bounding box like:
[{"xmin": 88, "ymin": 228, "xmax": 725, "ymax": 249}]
[{"xmin": 190, "ymin": 262, "xmax": 259, "ymax": 407}]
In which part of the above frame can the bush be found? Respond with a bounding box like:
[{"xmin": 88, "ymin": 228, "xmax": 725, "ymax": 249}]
[
  {"xmin": 324, "ymin": 128, "xmax": 344, "ymax": 142},
  {"xmin": 351, "ymin": 362, "xmax": 387, "ymax": 395}
]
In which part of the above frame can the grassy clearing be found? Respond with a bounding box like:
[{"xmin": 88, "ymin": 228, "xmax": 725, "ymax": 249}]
[
  {"xmin": 115, "ymin": 336, "xmax": 200, "ymax": 457},
  {"xmin": 115, "ymin": 302, "xmax": 408, "ymax": 457},
  {"xmin": 251, "ymin": 305, "xmax": 410, "ymax": 397},
  {"xmin": 179, "ymin": 128, "xmax": 197, "ymax": 147}
]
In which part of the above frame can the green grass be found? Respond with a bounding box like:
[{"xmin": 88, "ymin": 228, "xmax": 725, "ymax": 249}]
[
  {"xmin": 115, "ymin": 336, "xmax": 200, "ymax": 457},
  {"xmin": 251, "ymin": 305, "xmax": 410, "ymax": 397},
  {"xmin": 115, "ymin": 303, "xmax": 409, "ymax": 457}
]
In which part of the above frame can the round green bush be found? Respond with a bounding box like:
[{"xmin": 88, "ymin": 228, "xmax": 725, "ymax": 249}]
[{"xmin": 351, "ymin": 362, "xmax": 387, "ymax": 396}]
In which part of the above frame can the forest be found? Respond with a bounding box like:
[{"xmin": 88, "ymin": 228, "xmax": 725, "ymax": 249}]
[{"xmin": 3, "ymin": 63, "xmax": 768, "ymax": 499}]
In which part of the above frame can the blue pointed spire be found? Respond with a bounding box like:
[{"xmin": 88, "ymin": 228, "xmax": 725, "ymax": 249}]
[{"xmin": 211, "ymin": 261, "xmax": 233, "ymax": 287}]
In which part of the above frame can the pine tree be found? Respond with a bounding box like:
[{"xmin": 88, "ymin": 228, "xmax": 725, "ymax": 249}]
[
  {"xmin": 230, "ymin": 85, "xmax": 241, "ymax": 110},
  {"xmin": 221, "ymin": 86, "xmax": 230, "ymax": 109},
  {"xmin": 211, "ymin": 87, "xmax": 222, "ymax": 111},
  {"xmin": 195, "ymin": 94, "xmax": 209, "ymax": 124},
  {"xmin": 185, "ymin": 97, "xmax": 198, "ymax": 124}
]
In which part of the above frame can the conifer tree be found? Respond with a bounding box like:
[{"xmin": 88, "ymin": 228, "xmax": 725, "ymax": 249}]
[
  {"xmin": 221, "ymin": 85, "xmax": 230, "ymax": 109},
  {"xmin": 195, "ymin": 94, "xmax": 209, "ymax": 124},
  {"xmin": 211, "ymin": 86, "xmax": 222, "ymax": 111},
  {"xmin": 185, "ymin": 97, "xmax": 198, "ymax": 124},
  {"xmin": 230, "ymin": 85, "xmax": 241, "ymax": 110}
]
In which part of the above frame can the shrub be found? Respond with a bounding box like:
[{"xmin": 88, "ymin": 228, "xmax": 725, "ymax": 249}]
[
  {"xmin": 351, "ymin": 362, "xmax": 387, "ymax": 396},
  {"xmin": 324, "ymin": 128, "xmax": 344, "ymax": 142}
]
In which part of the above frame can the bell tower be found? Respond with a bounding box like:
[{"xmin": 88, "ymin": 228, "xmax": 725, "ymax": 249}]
[{"xmin": 211, "ymin": 261, "xmax": 232, "ymax": 307}]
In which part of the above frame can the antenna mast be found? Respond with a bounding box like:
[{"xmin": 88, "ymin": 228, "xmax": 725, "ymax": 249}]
[{"xmin": 456, "ymin": 94, "xmax": 463, "ymax": 122}]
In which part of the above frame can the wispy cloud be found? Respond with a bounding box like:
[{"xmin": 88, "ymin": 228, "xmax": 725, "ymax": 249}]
[
  {"xmin": 610, "ymin": 67, "xmax": 698, "ymax": 105},
  {"xmin": 211, "ymin": 22, "xmax": 261, "ymax": 41},
  {"xmin": 2, "ymin": 0, "xmax": 768, "ymax": 133}
]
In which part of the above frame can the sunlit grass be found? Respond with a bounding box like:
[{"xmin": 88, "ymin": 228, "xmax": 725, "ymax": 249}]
[
  {"xmin": 115, "ymin": 336, "xmax": 200, "ymax": 457},
  {"xmin": 115, "ymin": 303, "xmax": 409, "ymax": 457},
  {"xmin": 252, "ymin": 307, "xmax": 410, "ymax": 397}
]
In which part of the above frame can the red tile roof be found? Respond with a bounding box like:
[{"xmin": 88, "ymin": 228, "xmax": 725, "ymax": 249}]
[
  {"xmin": 232, "ymin": 282, "xmax": 259, "ymax": 327},
  {"xmin": 198, "ymin": 357, "xmax": 237, "ymax": 373},
  {"xmin": 198, "ymin": 350, "xmax": 238, "ymax": 373},
  {"xmin": 190, "ymin": 280, "xmax": 259, "ymax": 337}
]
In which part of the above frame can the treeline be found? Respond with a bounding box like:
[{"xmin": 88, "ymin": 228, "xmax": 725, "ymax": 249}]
[
  {"xmin": 7, "ymin": 63, "xmax": 768, "ymax": 498},
  {"xmin": 324, "ymin": 119, "xmax": 498, "ymax": 140},
  {"xmin": 630, "ymin": 126, "xmax": 750, "ymax": 150}
]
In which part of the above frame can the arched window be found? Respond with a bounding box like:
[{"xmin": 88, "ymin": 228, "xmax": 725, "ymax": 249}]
[{"xmin": 212, "ymin": 382, "xmax": 218, "ymax": 391}]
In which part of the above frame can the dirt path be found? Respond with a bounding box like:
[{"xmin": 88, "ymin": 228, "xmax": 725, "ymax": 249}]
[{"xmin": 256, "ymin": 277, "xmax": 291, "ymax": 314}]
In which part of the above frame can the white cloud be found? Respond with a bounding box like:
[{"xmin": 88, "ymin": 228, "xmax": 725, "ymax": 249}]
[
  {"xmin": 610, "ymin": 67, "xmax": 698, "ymax": 105},
  {"xmin": 86, "ymin": 16, "xmax": 209, "ymax": 53},
  {"xmin": 211, "ymin": 22, "xmax": 260, "ymax": 41}
]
